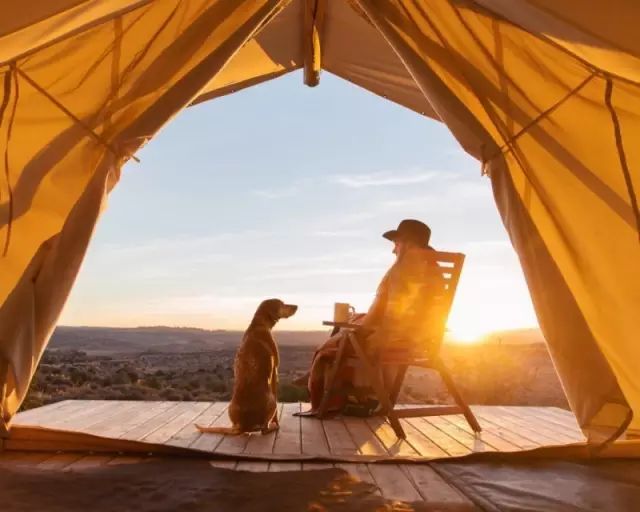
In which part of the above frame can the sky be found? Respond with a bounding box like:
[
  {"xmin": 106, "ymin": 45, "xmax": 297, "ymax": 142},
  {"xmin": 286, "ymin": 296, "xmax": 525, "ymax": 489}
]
[{"xmin": 59, "ymin": 71, "xmax": 538, "ymax": 340}]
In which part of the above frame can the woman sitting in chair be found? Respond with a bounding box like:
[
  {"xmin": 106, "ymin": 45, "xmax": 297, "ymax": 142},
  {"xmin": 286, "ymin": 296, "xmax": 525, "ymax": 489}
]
[{"xmin": 296, "ymin": 219, "xmax": 446, "ymax": 415}]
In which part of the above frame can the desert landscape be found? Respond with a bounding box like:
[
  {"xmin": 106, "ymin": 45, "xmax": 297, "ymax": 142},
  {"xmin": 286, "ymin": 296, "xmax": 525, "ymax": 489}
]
[{"xmin": 21, "ymin": 325, "xmax": 569, "ymax": 412}]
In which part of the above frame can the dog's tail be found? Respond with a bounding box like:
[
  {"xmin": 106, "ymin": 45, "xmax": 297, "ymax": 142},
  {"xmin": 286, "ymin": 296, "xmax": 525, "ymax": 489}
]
[{"xmin": 195, "ymin": 424, "xmax": 241, "ymax": 435}]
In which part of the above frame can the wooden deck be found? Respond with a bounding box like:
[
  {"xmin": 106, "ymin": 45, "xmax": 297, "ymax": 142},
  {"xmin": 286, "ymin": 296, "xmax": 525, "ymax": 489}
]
[{"xmin": 2, "ymin": 401, "xmax": 586, "ymax": 505}]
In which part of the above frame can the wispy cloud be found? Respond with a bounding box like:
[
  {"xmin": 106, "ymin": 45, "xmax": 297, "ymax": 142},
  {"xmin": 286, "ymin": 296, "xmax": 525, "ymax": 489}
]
[
  {"xmin": 380, "ymin": 179, "xmax": 490, "ymax": 212},
  {"xmin": 330, "ymin": 170, "xmax": 439, "ymax": 188}
]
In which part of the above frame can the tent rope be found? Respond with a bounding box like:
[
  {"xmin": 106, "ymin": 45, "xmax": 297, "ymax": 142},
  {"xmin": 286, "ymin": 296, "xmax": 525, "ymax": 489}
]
[
  {"xmin": 484, "ymin": 72, "xmax": 597, "ymax": 165},
  {"xmin": 0, "ymin": 63, "xmax": 17, "ymax": 257},
  {"xmin": 604, "ymin": 78, "xmax": 640, "ymax": 244},
  {"xmin": 14, "ymin": 67, "xmax": 140, "ymax": 164}
]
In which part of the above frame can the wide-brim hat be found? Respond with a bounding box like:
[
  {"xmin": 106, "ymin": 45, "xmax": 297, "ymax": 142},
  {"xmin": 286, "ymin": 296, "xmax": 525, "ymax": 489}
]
[{"xmin": 383, "ymin": 219, "xmax": 432, "ymax": 248}]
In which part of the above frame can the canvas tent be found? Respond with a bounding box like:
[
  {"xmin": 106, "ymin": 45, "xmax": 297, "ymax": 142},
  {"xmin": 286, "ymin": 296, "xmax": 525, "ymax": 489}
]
[{"xmin": 0, "ymin": 0, "xmax": 639, "ymax": 445}]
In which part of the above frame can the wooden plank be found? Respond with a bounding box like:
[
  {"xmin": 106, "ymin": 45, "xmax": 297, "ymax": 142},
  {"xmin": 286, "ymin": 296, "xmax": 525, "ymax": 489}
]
[
  {"xmin": 302, "ymin": 462, "xmax": 334, "ymax": 470},
  {"xmin": 365, "ymin": 416, "xmax": 419, "ymax": 457},
  {"xmin": 524, "ymin": 407, "xmax": 584, "ymax": 436},
  {"xmin": 335, "ymin": 463, "xmax": 381, "ymax": 496},
  {"xmin": 236, "ymin": 461, "xmax": 270, "ymax": 472},
  {"xmin": 273, "ymin": 402, "xmax": 302, "ymax": 455},
  {"xmin": 190, "ymin": 403, "xmax": 230, "ymax": 452},
  {"xmin": 17, "ymin": 400, "xmax": 90, "ymax": 424},
  {"xmin": 268, "ymin": 461, "xmax": 303, "ymax": 471},
  {"xmin": 403, "ymin": 464, "xmax": 474, "ymax": 506},
  {"xmin": 473, "ymin": 407, "xmax": 553, "ymax": 448},
  {"xmin": 402, "ymin": 418, "xmax": 450, "ymax": 458},
  {"xmin": 300, "ymin": 414, "xmax": 330, "ymax": 457},
  {"xmin": 322, "ymin": 417, "xmax": 359, "ymax": 456},
  {"xmin": 497, "ymin": 407, "xmax": 582, "ymax": 443},
  {"xmin": 66, "ymin": 454, "xmax": 113, "ymax": 470},
  {"xmin": 244, "ymin": 425, "xmax": 278, "ymax": 455},
  {"xmin": 31, "ymin": 400, "xmax": 108, "ymax": 429},
  {"xmin": 0, "ymin": 451, "xmax": 52, "ymax": 466},
  {"xmin": 426, "ymin": 416, "xmax": 495, "ymax": 453},
  {"xmin": 37, "ymin": 453, "xmax": 84, "ymax": 470},
  {"xmin": 107, "ymin": 455, "xmax": 144, "ymax": 465},
  {"xmin": 368, "ymin": 464, "xmax": 422, "ymax": 502},
  {"xmin": 79, "ymin": 401, "xmax": 144, "ymax": 435},
  {"xmin": 442, "ymin": 414, "xmax": 521, "ymax": 452},
  {"xmin": 243, "ymin": 403, "xmax": 282, "ymax": 456},
  {"xmin": 14, "ymin": 401, "xmax": 69, "ymax": 424},
  {"xmin": 342, "ymin": 417, "xmax": 387, "ymax": 456},
  {"xmin": 534, "ymin": 406, "xmax": 580, "ymax": 425},
  {"xmin": 209, "ymin": 460, "xmax": 237, "ymax": 469},
  {"xmin": 121, "ymin": 402, "xmax": 186, "ymax": 441},
  {"xmin": 168, "ymin": 402, "xmax": 227, "ymax": 448},
  {"xmin": 111, "ymin": 401, "xmax": 176, "ymax": 439},
  {"xmin": 395, "ymin": 416, "xmax": 471, "ymax": 457},
  {"xmin": 142, "ymin": 402, "xmax": 209, "ymax": 444}
]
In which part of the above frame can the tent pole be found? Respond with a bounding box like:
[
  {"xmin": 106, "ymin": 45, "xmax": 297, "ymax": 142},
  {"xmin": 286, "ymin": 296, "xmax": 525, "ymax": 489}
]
[
  {"xmin": 0, "ymin": 357, "xmax": 9, "ymax": 443},
  {"xmin": 303, "ymin": 0, "xmax": 326, "ymax": 87}
]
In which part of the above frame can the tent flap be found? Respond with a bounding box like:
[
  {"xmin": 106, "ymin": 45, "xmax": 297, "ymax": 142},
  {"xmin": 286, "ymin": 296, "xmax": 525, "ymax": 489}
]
[{"xmin": 0, "ymin": 0, "xmax": 288, "ymax": 429}]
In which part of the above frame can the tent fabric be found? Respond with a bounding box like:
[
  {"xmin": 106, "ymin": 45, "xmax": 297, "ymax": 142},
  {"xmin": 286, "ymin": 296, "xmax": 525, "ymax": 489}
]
[
  {"xmin": 356, "ymin": 0, "xmax": 640, "ymax": 441},
  {"xmin": 1, "ymin": 0, "xmax": 639, "ymax": 446},
  {"xmin": 0, "ymin": 0, "xmax": 288, "ymax": 431}
]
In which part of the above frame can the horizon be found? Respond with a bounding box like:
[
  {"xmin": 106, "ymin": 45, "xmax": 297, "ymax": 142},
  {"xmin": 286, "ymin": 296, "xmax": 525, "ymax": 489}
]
[{"xmin": 59, "ymin": 71, "xmax": 539, "ymax": 341}]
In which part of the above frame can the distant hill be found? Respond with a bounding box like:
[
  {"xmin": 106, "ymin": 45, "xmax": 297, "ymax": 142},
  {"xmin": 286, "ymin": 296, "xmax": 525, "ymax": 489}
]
[
  {"xmin": 50, "ymin": 325, "xmax": 543, "ymax": 355},
  {"xmin": 51, "ymin": 326, "xmax": 327, "ymax": 355},
  {"xmin": 481, "ymin": 328, "xmax": 544, "ymax": 345}
]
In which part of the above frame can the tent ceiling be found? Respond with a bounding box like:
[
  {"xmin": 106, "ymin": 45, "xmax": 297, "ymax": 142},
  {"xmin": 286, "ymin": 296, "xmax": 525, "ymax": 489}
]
[{"xmin": 192, "ymin": 0, "xmax": 439, "ymax": 119}]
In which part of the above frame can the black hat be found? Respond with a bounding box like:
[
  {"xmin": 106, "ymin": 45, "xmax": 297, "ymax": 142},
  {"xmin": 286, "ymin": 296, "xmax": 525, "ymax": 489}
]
[{"xmin": 383, "ymin": 219, "xmax": 431, "ymax": 247}]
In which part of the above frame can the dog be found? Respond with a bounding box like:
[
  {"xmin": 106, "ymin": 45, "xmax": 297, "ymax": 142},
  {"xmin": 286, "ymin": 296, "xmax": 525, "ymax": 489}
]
[{"xmin": 195, "ymin": 299, "xmax": 297, "ymax": 435}]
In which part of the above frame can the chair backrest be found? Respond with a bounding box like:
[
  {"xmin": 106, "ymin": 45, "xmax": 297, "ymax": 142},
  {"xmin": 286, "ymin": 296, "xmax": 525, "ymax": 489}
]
[{"xmin": 412, "ymin": 250, "xmax": 465, "ymax": 353}]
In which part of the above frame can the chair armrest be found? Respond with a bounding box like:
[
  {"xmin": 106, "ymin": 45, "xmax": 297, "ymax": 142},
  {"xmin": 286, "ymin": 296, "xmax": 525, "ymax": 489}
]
[{"xmin": 322, "ymin": 321, "xmax": 375, "ymax": 338}]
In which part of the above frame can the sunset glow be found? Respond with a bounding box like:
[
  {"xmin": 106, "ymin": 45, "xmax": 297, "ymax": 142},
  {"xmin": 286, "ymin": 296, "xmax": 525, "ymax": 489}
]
[{"xmin": 59, "ymin": 73, "xmax": 538, "ymax": 336}]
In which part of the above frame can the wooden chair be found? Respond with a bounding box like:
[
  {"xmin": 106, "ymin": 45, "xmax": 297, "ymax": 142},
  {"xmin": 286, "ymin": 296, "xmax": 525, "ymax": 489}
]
[{"xmin": 318, "ymin": 251, "xmax": 481, "ymax": 439}]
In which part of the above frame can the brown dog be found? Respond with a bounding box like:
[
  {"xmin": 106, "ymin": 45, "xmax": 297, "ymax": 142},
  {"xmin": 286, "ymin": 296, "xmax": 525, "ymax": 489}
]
[{"xmin": 196, "ymin": 299, "xmax": 297, "ymax": 435}]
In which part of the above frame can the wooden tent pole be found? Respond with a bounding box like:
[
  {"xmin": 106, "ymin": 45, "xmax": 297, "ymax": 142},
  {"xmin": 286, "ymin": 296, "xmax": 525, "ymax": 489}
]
[{"xmin": 303, "ymin": 0, "xmax": 326, "ymax": 87}]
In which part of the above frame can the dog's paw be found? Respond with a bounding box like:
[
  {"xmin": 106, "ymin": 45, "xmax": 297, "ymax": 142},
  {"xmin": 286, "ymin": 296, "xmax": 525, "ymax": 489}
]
[{"xmin": 261, "ymin": 423, "xmax": 279, "ymax": 435}]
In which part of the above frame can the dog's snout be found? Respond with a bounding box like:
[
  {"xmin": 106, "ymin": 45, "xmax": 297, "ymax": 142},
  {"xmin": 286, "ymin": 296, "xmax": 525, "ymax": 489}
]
[{"xmin": 282, "ymin": 304, "xmax": 298, "ymax": 317}]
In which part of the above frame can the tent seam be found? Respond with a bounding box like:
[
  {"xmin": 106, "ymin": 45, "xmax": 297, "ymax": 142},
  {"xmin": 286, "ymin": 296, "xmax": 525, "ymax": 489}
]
[
  {"xmin": 14, "ymin": 67, "xmax": 140, "ymax": 165},
  {"xmin": 469, "ymin": 0, "xmax": 640, "ymax": 88},
  {"xmin": 0, "ymin": 0, "xmax": 155, "ymax": 67},
  {"xmin": 484, "ymin": 72, "xmax": 597, "ymax": 165},
  {"xmin": 604, "ymin": 78, "xmax": 640, "ymax": 244},
  {"xmin": 1, "ymin": 64, "xmax": 18, "ymax": 257}
]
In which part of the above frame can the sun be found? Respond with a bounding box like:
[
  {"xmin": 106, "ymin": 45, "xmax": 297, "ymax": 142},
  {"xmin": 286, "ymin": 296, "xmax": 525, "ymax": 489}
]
[{"xmin": 447, "ymin": 324, "xmax": 488, "ymax": 344}]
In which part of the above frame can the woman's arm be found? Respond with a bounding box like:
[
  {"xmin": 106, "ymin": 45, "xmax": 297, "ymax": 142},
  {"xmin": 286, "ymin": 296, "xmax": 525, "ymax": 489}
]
[{"xmin": 359, "ymin": 270, "xmax": 390, "ymax": 328}]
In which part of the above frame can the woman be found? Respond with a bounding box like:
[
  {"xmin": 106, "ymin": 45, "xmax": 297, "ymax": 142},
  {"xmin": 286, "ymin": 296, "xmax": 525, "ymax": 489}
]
[{"xmin": 298, "ymin": 219, "xmax": 444, "ymax": 414}]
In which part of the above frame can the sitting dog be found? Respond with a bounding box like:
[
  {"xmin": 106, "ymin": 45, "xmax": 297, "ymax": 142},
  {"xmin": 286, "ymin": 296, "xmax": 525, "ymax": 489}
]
[{"xmin": 196, "ymin": 299, "xmax": 297, "ymax": 435}]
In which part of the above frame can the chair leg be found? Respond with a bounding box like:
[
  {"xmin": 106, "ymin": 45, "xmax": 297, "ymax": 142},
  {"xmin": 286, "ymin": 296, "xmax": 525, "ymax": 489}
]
[
  {"xmin": 317, "ymin": 334, "xmax": 349, "ymax": 417},
  {"xmin": 436, "ymin": 358, "xmax": 482, "ymax": 433},
  {"xmin": 348, "ymin": 334, "xmax": 406, "ymax": 439},
  {"xmin": 389, "ymin": 365, "xmax": 408, "ymax": 407}
]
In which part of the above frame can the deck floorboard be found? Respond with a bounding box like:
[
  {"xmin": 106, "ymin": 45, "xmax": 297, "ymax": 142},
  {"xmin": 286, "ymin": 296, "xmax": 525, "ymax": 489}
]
[{"xmin": 7, "ymin": 400, "xmax": 584, "ymax": 506}]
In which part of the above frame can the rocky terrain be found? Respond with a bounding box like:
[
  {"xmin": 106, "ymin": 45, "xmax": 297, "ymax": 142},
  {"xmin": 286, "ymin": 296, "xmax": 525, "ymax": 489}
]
[{"xmin": 21, "ymin": 326, "xmax": 568, "ymax": 412}]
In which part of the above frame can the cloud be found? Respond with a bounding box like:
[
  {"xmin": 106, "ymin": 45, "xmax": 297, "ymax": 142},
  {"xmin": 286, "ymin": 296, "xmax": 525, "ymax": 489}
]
[
  {"xmin": 330, "ymin": 170, "xmax": 439, "ymax": 188},
  {"xmin": 380, "ymin": 179, "xmax": 490, "ymax": 212}
]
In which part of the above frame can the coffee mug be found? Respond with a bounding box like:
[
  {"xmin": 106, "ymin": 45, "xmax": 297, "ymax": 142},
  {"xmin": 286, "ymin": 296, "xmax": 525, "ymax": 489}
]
[{"xmin": 334, "ymin": 302, "xmax": 355, "ymax": 323}]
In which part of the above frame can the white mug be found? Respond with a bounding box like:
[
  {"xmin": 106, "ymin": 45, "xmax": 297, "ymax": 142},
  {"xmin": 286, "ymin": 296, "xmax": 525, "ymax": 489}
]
[{"xmin": 334, "ymin": 302, "xmax": 355, "ymax": 323}]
